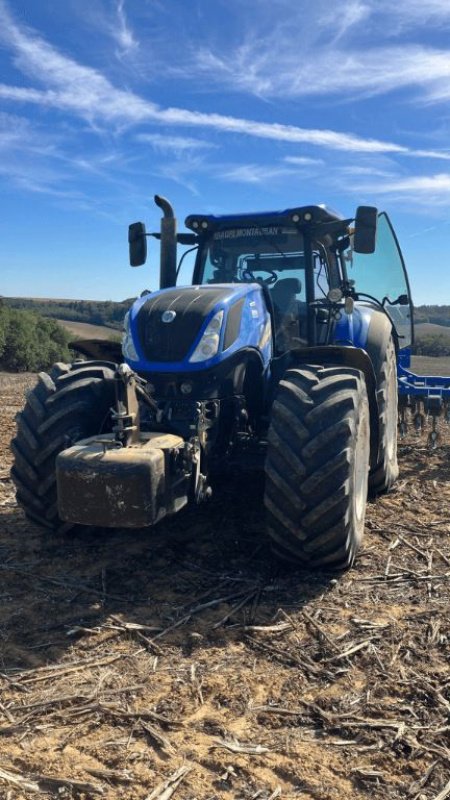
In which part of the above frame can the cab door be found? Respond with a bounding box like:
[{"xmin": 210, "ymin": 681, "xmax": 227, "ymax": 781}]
[{"xmin": 349, "ymin": 212, "xmax": 413, "ymax": 347}]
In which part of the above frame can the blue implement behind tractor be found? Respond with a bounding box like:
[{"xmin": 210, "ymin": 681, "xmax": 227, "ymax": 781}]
[
  {"xmin": 12, "ymin": 195, "xmax": 421, "ymax": 569},
  {"xmin": 397, "ymin": 355, "xmax": 450, "ymax": 446}
]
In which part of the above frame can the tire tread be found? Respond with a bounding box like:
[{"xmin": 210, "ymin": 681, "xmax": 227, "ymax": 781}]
[{"xmin": 264, "ymin": 364, "xmax": 370, "ymax": 569}]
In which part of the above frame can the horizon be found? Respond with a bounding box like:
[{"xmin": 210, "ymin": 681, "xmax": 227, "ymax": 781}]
[
  {"xmin": 2, "ymin": 2, "xmax": 450, "ymax": 304},
  {"xmin": 3, "ymin": 294, "xmax": 450, "ymax": 311}
]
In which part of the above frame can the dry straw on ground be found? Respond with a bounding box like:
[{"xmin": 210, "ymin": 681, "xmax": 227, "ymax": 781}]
[{"xmin": 1, "ymin": 371, "xmax": 450, "ymax": 799}]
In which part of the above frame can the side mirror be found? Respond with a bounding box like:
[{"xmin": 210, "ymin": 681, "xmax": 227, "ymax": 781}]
[
  {"xmin": 353, "ymin": 206, "xmax": 378, "ymax": 254},
  {"xmin": 128, "ymin": 222, "xmax": 147, "ymax": 267}
]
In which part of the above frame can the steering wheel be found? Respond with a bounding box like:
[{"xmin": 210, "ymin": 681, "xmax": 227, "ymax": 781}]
[{"xmin": 242, "ymin": 268, "xmax": 277, "ymax": 285}]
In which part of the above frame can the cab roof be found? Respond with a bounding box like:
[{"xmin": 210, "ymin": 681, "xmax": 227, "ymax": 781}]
[{"xmin": 185, "ymin": 204, "xmax": 346, "ymax": 233}]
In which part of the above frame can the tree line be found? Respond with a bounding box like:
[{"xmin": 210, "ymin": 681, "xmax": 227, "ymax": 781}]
[
  {"xmin": 2, "ymin": 297, "xmax": 133, "ymax": 330},
  {"xmin": 0, "ymin": 303, "xmax": 71, "ymax": 372},
  {"xmin": 414, "ymin": 333, "xmax": 450, "ymax": 357},
  {"xmin": 4, "ymin": 298, "xmax": 450, "ymax": 332},
  {"xmin": 414, "ymin": 306, "xmax": 450, "ymax": 327}
]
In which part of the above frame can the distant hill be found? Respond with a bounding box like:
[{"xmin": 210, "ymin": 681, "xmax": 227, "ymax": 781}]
[
  {"xmin": 415, "ymin": 322, "xmax": 450, "ymax": 338},
  {"xmin": 414, "ymin": 306, "xmax": 450, "ymax": 327},
  {"xmin": 55, "ymin": 319, "xmax": 121, "ymax": 341},
  {"xmin": 3, "ymin": 297, "xmax": 134, "ymax": 330},
  {"xmin": 414, "ymin": 321, "xmax": 450, "ymax": 357}
]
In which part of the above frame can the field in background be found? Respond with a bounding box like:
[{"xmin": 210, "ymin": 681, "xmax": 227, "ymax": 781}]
[
  {"xmin": 411, "ymin": 354, "xmax": 450, "ymax": 375},
  {"xmin": 56, "ymin": 319, "xmax": 120, "ymax": 340},
  {"xmin": 415, "ymin": 322, "xmax": 450, "ymax": 338},
  {"xmin": 3, "ymin": 296, "xmax": 132, "ymax": 331}
]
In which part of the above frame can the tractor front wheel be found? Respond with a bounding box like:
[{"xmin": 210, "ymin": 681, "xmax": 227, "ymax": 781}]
[
  {"xmin": 11, "ymin": 361, "xmax": 116, "ymax": 533},
  {"xmin": 264, "ymin": 365, "xmax": 370, "ymax": 570}
]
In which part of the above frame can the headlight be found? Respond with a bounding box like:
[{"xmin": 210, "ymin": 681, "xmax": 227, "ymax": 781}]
[
  {"xmin": 122, "ymin": 310, "xmax": 139, "ymax": 361},
  {"xmin": 189, "ymin": 310, "xmax": 224, "ymax": 363}
]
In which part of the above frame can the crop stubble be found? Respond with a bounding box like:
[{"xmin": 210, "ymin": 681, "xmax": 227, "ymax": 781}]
[{"xmin": 1, "ymin": 372, "xmax": 450, "ymax": 799}]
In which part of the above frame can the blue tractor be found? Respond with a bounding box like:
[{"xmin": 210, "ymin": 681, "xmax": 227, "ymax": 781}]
[{"xmin": 12, "ymin": 196, "xmax": 413, "ymax": 569}]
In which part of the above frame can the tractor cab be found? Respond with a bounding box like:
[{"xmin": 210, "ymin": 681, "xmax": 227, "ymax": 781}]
[
  {"xmin": 127, "ymin": 198, "xmax": 412, "ymax": 362},
  {"xmin": 188, "ymin": 212, "xmax": 331, "ymax": 353},
  {"xmin": 185, "ymin": 204, "xmax": 413, "ymax": 356}
]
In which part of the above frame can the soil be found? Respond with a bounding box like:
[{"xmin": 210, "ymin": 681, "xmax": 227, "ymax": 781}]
[{"xmin": 2, "ymin": 371, "xmax": 450, "ymax": 799}]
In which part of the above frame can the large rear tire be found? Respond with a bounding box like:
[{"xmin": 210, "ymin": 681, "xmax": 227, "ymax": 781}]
[
  {"xmin": 368, "ymin": 337, "xmax": 399, "ymax": 495},
  {"xmin": 11, "ymin": 361, "xmax": 116, "ymax": 533},
  {"xmin": 264, "ymin": 365, "xmax": 370, "ymax": 570}
]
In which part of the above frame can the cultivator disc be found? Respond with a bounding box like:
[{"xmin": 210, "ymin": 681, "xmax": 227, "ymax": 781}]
[{"xmin": 398, "ymin": 394, "xmax": 450, "ymax": 448}]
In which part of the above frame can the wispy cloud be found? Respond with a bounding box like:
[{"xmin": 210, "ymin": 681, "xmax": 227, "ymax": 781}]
[
  {"xmin": 167, "ymin": 1, "xmax": 450, "ymax": 104},
  {"xmin": 346, "ymin": 171, "xmax": 450, "ymax": 208},
  {"xmin": 221, "ymin": 158, "xmax": 327, "ymax": 185},
  {"xmin": 366, "ymin": 173, "xmax": 450, "ymax": 193},
  {"xmin": 193, "ymin": 40, "xmax": 450, "ymax": 102},
  {"xmin": 220, "ymin": 163, "xmax": 302, "ymax": 185},
  {"xmin": 319, "ymin": 1, "xmax": 371, "ymax": 43},
  {"xmin": 114, "ymin": 0, "xmax": 138, "ymax": 54},
  {"xmin": 2, "ymin": 0, "xmax": 450, "ymax": 219},
  {"xmin": 0, "ymin": 108, "xmax": 136, "ymax": 205},
  {"xmin": 376, "ymin": 0, "xmax": 450, "ymax": 31},
  {"xmin": 338, "ymin": 165, "xmax": 400, "ymax": 178},
  {"xmin": 0, "ymin": 110, "xmax": 34, "ymax": 148},
  {"xmin": 284, "ymin": 156, "xmax": 325, "ymax": 166},
  {"xmin": 0, "ymin": 1, "xmax": 449, "ymax": 164},
  {"xmin": 136, "ymin": 133, "xmax": 217, "ymax": 155},
  {"xmin": 0, "ymin": 130, "xmax": 86, "ymax": 199}
]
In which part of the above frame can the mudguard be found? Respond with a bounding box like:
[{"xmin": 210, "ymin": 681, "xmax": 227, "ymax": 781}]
[{"xmin": 334, "ymin": 304, "xmax": 395, "ymax": 373}]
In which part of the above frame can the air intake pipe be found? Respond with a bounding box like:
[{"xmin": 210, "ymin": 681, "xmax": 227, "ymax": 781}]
[{"xmin": 154, "ymin": 194, "xmax": 177, "ymax": 289}]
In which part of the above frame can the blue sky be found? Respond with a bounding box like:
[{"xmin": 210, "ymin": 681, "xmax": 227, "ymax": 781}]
[{"xmin": 1, "ymin": 0, "xmax": 450, "ymax": 303}]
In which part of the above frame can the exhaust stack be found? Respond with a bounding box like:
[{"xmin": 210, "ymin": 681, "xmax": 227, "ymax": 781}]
[{"xmin": 154, "ymin": 194, "xmax": 177, "ymax": 289}]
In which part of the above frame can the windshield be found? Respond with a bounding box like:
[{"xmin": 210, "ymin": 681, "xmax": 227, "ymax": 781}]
[
  {"xmin": 197, "ymin": 226, "xmax": 331, "ymax": 287},
  {"xmin": 196, "ymin": 226, "xmax": 330, "ymax": 350},
  {"xmin": 198, "ymin": 226, "xmax": 304, "ymax": 283}
]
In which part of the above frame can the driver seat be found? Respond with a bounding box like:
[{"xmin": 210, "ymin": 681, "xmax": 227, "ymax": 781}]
[
  {"xmin": 270, "ymin": 278, "xmax": 302, "ymax": 314},
  {"xmin": 270, "ymin": 278, "xmax": 305, "ymax": 349}
]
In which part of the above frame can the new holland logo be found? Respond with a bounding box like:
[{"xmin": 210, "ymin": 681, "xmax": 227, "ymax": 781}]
[{"xmin": 162, "ymin": 309, "xmax": 177, "ymax": 323}]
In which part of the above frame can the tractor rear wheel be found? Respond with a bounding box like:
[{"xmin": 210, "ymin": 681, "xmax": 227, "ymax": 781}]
[
  {"xmin": 368, "ymin": 337, "xmax": 399, "ymax": 495},
  {"xmin": 11, "ymin": 361, "xmax": 116, "ymax": 533},
  {"xmin": 264, "ymin": 365, "xmax": 370, "ymax": 570}
]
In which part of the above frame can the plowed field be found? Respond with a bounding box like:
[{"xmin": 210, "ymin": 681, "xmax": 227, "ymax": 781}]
[{"xmin": 2, "ymin": 372, "xmax": 450, "ymax": 800}]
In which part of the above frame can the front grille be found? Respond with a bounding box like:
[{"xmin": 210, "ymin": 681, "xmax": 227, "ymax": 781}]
[{"xmin": 136, "ymin": 287, "xmax": 234, "ymax": 363}]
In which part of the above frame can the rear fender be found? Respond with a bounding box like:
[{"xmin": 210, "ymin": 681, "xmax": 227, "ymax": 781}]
[{"xmin": 290, "ymin": 345, "xmax": 379, "ymax": 468}]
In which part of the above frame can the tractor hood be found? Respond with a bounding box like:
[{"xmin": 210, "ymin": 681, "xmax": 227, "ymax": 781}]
[{"xmin": 123, "ymin": 283, "xmax": 272, "ymax": 373}]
